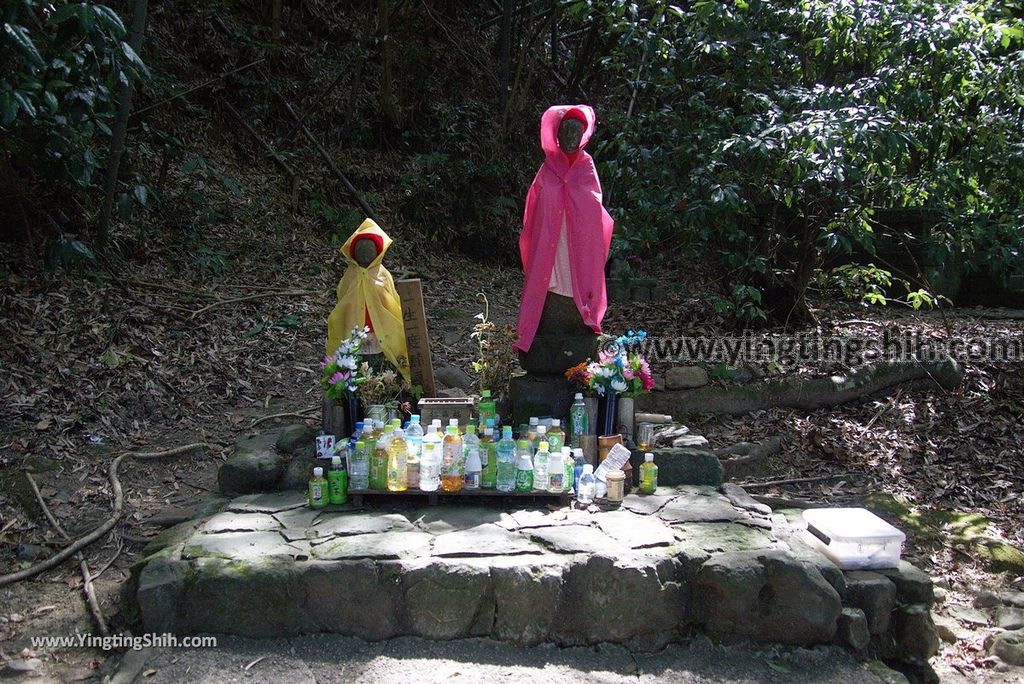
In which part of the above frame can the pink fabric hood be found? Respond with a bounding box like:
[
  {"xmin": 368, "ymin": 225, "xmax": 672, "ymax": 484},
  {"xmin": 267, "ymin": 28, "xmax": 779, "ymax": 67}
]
[{"xmin": 515, "ymin": 105, "xmax": 614, "ymax": 353}]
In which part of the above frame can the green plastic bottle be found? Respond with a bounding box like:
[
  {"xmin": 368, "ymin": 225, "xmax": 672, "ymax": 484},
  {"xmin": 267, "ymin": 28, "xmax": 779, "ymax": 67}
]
[
  {"xmin": 514, "ymin": 443, "xmax": 534, "ymax": 493},
  {"xmin": 308, "ymin": 467, "xmax": 327, "ymax": 509},
  {"xmin": 478, "ymin": 389, "xmax": 496, "ymax": 429},
  {"xmin": 480, "ymin": 426, "xmax": 497, "ymax": 489},
  {"xmin": 639, "ymin": 452, "xmax": 658, "ymax": 494},
  {"xmin": 327, "ymin": 456, "xmax": 348, "ymax": 505}
]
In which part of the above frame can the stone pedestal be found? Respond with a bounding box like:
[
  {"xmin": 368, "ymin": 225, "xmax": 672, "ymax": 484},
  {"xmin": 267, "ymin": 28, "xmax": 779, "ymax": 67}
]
[{"xmin": 510, "ymin": 374, "xmax": 575, "ymax": 425}]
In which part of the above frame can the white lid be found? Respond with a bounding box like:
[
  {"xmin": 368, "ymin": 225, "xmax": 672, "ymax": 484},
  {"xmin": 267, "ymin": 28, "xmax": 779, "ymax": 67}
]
[
  {"xmin": 313, "ymin": 467, "xmax": 323, "ymax": 477},
  {"xmin": 562, "ymin": 447, "xmax": 571, "ymax": 455},
  {"xmin": 802, "ymin": 508, "xmax": 906, "ymax": 543},
  {"xmin": 582, "ymin": 464, "xmax": 594, "ymax": 474},
  {"xmin": 426, "ymin": 425, "xmax": 437, "ymax": 434},
  {"xmin": 551, "ymin": 419, "xmax": 560, "ymax": 427},
  {"xmin": 537, "ymin": 425, "xmax": 547, "ymax": 434},
  {"xmin": 573, "ymin": 448, "xmax": 584, "ymax": 458},
  {"xmin": 394, "ymin": 428, "xmax": 405, "ymax": 437},
  {"xmin": 449, "ymin": 418, "xmax": 459, "ymax": 426},
  {"xmin": 530, "ymin": 417, "xmax": 539, "ymax": 425},
  {"xmin": 484, "ymin": 427, "xmax": 493, "ymax": 434},
  {"xmin": 644, "ymin": 453, "xmax": 654, "ymax": 462},
  {"xmin": 574, "ymin": 392, "xmax": 583, "ymax": 400},
  {"xmin": 332, "ymin": 456, "xmax": 341, "ymax": 464}
]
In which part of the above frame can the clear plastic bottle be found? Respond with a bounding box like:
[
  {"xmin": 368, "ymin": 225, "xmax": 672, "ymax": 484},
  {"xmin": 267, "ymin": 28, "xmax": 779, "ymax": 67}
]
[
  {"xmin": 419, "ymin": 425, "xmax": 442, "ymax": 492},
  {"xmin": 514, "ymin": 443, "xmax": 534, "ymax": 493},
  {"xmin": 577, "ymin": 464, "xmax": 596, "ymax": 505},
  {"xmin": 547, "ymin": 419, "xmax": 565, "ymax": 453},
  {"xmin": 526, "ymin": 417, "xmax": 539, "ymax": 446},
  {"xmin": 569, "ymin": 393, "xmax": 587, "ymax": 447},
  {"xmin": 546, "ymin": 447, "xmax": 564, "ymax": 493},
  {"xmin": 534, "ymin": 424, "xmax": 547, "ymax": 453},
  {"xmin": 532, "ymin": 441, "xmax": 550, "ymax": 492},
  {"xmin": 480, "ymin": 426, "xmax": 497, "ymax": 489},
  {"xmin": 639, "ymin": 452, "xmax": 658, "ymax": 494},
  {"xmin": 387, "ymin": 428, "xmax": 409, "ymax": 491},
  {"xmin": 406, "ymin": 415, "xmax": 424, "ymax": 489},
  {"xmin": 370, "ymin": 424, "xmax": 394, "ymax": 490},
  {"xmin": 572, "ymin": 447, "xmax": 585, "ymax": 493},
  {"xmin": 350, "ymin": 440, "xmax": 369, "ymax": 490},
  {"xmin": 464, "ymin": 440, "xmax": 482, "ymax": 490},
  {"xmin": 441, "ymin": 422, "xmax": 464, "ymax": 492},
  {"xmin": 496, "ymin": 429, "xmax": 518, "ymax": 493},
  {"xmin": 463, "ymin": 421, "xmax": 480, "ymax": 488}
]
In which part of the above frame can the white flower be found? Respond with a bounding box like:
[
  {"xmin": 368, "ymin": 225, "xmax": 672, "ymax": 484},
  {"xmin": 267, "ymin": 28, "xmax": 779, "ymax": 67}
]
[
  {"xmin": 339, "ymin": 355, "xmax": 358, "ymax": 370},
  {"xmin": 611, "ymin": 378, "xmax": 628, "ymax": 393}
]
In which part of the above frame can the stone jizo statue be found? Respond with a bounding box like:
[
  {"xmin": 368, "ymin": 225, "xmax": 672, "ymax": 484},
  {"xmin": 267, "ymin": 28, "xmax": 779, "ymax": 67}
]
[{"xmin": 515, "ymin": 105, "xmax": 614, "ymax": 374}]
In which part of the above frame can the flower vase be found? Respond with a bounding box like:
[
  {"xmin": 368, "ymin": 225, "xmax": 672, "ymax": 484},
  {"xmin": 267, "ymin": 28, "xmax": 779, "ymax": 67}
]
[
  {"xmin": 584, "ymin": 397, "xmax": 599, "ymax": 435},
  {"xmin": 617, "ymin": 396, "xmax": 635, "ymax": 444},
  {"xmin": 598, "ymin": 393, "xmax": 619, "ymax": 437},
  {"xmin": 365, "ymin": 404, "xmax": 387, "ymax": 426},
  {"xmin": 343, "ymin": 395, "xmax": 361, "ymax": 438}
]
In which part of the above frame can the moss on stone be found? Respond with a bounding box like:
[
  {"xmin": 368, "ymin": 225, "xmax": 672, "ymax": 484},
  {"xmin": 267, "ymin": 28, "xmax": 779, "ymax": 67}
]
[{"xmin": 865, "ymin": 493, "xmax": 1024, "ymax": 575}]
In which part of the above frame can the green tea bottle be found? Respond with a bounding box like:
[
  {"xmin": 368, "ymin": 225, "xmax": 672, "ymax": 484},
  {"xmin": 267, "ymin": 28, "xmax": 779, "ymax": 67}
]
[
  {"xmin": 639, "ymin": 452, "xmax": 658, "ymax": 494},
  {"xmin": 480, "ymin": 425, "xmax": 497, "ymax": 489},
  {"xmin": 308, "ymin": 467, "xmax": 328, "ymax": 509},
  {"xmin": 327, "ymin": 456, "xmax": 348, "ymax": 505},
  {"xmin": 478, "ymin": 389, "xmax": 497, "ymax": 429}
]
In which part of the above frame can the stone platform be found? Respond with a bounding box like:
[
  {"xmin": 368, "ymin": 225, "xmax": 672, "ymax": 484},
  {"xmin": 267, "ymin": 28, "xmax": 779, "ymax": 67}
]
[{"xmin": 130, "ymin": 486, "xmax": 938, "ymax": 676}]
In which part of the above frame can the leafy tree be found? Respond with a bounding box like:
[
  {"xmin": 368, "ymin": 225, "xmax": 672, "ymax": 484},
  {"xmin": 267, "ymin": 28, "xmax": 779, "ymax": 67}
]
[
  {"xmin": 1, "ymin": 0, "xmax": 146, "ymax": 246},
  {"xmin": 570, "ymin": 0, "xmax": 1024, "ymax": 324}
]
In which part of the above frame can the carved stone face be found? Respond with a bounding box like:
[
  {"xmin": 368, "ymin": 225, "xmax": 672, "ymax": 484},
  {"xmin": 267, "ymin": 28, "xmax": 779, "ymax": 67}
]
[
  {"xmin": 557, "ymin": 117, "xmax": 585, "ymax": 154},
  {"xmin": 353, "ymin": 237, "xmax": 379, "ymax": 268}
]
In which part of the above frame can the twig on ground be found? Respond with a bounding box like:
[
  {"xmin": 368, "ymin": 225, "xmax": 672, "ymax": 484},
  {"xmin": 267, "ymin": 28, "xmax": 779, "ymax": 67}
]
[
  {"xmin": 24, "ymin": 471, "xmax": 110, "ymax": 636},
  {"xmin": 128, "ymin": 443, "xmax": 216, "ymax": 460},
  {"xmin": 188, "ymin": 290, "xmax": 317, "ymax": 319},
  {"xmin": 248, "ymin": 409, "xmax": 318, "ymax": 428},
  {"xmin": 751, "ymin": 494, "xmax": 816, "ymax": 509},
  {"xmin": 91, "ymin": 541, "xmax": 124, "ymax": 581},
  {"xmin": 740, "ymin": 473, "xmax": 852, "ymax": 489}
]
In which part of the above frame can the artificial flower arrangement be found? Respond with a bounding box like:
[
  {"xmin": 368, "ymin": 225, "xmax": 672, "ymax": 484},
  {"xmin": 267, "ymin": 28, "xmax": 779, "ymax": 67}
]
[
  {"xmin": 321, "ymin": 326, "xmax": 370, "ymax": 401},
  {"xmin": 565, "ymin": 330, "xmax": 654, "ymax": 397},
  {"xmin": 357, "ymin": 363, "xmax": 406, "ymax": 414}
]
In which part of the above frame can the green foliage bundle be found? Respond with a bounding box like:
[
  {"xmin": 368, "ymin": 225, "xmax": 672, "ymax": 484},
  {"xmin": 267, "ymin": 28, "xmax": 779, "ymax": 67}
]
[
  {"xmin": 1, "ymin": 0, "xmax": 145, "ymax": 242},
  {"xmin": 576, "ymin": 0, "xmax": 1024, "ymax": 323}
]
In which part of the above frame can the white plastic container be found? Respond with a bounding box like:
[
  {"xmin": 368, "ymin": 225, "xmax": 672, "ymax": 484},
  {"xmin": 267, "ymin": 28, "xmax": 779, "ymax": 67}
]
[{"xmin": 802, "ymin": 508, "xmax": 905, "ymax": 570}]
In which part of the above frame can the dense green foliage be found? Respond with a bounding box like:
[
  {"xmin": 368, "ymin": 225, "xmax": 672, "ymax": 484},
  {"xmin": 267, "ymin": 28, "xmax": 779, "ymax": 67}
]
[
  {"xmin": 1, "ymin": 0, "xmax": 144, "ymax": 245},
  {"xmin": 582, "ymin": 0, "xmax": 1024, "ymax": 322}
]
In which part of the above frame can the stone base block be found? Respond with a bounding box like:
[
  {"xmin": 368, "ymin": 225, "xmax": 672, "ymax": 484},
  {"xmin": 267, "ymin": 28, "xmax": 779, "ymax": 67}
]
[{"xmin": 510, "ymin": 374, "xmax": 575, "ymax": 426}]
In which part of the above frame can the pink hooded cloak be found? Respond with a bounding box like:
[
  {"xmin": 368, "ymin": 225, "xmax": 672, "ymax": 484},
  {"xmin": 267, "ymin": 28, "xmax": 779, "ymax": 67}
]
[{"xmin": 515, "ymin": 105, "xmax": 614, "ymax": 353}]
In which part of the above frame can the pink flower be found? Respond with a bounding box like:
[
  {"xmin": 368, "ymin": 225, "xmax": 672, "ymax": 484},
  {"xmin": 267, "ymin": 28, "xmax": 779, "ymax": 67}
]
[
  {"xmin": 321, "ymin": 354, "xmax": 337, "ymax": 369},
  {"xmin": 329, "ymin": 372, "xmax": 344, "ymax": 385},
  {"xmin": 623, "ymin": 367, "xmax": 635, "ymax": 380}
]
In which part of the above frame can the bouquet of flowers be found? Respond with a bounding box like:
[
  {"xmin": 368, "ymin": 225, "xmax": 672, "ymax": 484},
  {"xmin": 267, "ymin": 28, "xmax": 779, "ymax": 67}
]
[
  {"xmin": 569, "ymin": 330, "xmax": 654, "ymax": 397},
  {"xmin": 357, "ymin": 363, "xmax": 406, "ymax": 412},
  {"xmin": 321, "ymin": 326, "xmax": 370, "ymax": 401}
]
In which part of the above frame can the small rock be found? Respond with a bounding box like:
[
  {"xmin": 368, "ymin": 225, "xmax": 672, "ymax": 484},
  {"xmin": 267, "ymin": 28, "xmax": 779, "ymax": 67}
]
[
  {"xmin": 932, "ymin": 614, "xmax": 970, "ymax": 643},
  {"xmin": 948, "ymin": 604, "xmax": 989, "ymax": 627},
  {"xmin": 653, "ymin": 376, "xmax": 666, "ymax": 392},
  {"xmin": 665, "ymin": 366, "xmax": 709, "ymax": 390},
  {"xmin": 931, "ymin": 575, "xmax": 950, "ymax": 590},
  {"xmin": 671, "ymin": 434, "xmax": 710, "ymax": 448},
  {"xmin": 7, "ymin": 614, "xmax": 23, "ymax": 623},
  {"xmin": 995, "ymin": 606, "xmax": 1024, "ymax": 630},
  {"xmin": 836, "ymin": 607, "xmax": 871, "ymax": 652},
  {"xmin": 275, "ymin": 424, "xmax": 318, "ymax": 455},
  {"xmin": 893, "ymin": 604, "xmax": 941, "ymax": 660},
  {"xmin": 1, "ymin": 658, "xmax": 41, "ymax": 677},
  {"xmin": 877, "ymin": 560, "xmax": 935, "ymax": 606},
  {"xmin": 932, "ymin": 587, "xmax": 947, "ymax": 603},
  {"xmin": 279, "ymin": 445, "xmax": 320, "ymax": 491},
  {"xmin": 844, "ymin": 571, "xmax": 898, "ymax": 635},
  {"xmin": 15, "ymin": 544, "xmax": 50, "ymax": 562},
  {"xmin": 435, "ymin": 365, "xmax": 473, "ymax": 391},
  {"xmin": 218, "ymin": 446, "xmax": 285, "ymax": 495},
  {"xmin": 988, "ymin": 629, "xmax": 1024, "ymax": 666},
  {"xmin": 974, "ymin": 590, "xmax": 1002, "ymax": 608}
]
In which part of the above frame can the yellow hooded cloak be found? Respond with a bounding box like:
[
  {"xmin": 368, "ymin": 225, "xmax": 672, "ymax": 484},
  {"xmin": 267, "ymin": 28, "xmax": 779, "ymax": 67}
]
[{"xmin": 326, "ymin": 219, "xmax": 411, "ymax": 384}]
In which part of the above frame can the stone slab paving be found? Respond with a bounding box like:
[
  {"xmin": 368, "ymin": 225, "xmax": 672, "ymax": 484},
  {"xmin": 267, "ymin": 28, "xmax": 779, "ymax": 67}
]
[{"xmin": 131, "ymin": 484, "xmax": 938, "ymax": 678}]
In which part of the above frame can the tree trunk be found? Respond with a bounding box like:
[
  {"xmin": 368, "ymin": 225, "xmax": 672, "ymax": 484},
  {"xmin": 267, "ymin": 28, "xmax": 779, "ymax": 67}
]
[{"xmin": 97, "ymin": 0, "xmax": 148, "ymax": 249}]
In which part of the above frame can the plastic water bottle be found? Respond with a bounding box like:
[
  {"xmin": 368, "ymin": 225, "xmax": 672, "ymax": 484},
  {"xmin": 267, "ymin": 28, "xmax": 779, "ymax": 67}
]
[
  {"xmin": 577, "ymin": 464, "xmax": 596, "ymax": 505},
  {"xmin": 547, "ymin": 419, "xmax": 565, "ymax": 453},
  {"xmin": 387, "ymin": 429, "xmax": 409, "ymax": 492},
  {"xmin": 527, "ymin": 417, "xmax": 539, "ymax": 445},
  {"xmin": 639, "ymin": 452, "xmax": 658, "ymax": 494},
  {"xmin": 349, "ymin": 440, "xmax": 369, "ymax": 490},
  {"xmin": 514, "ymin": 443, "xmax": 534, "ymax": 492},
  {"xmin": 496, "ymin": 428, "xmax": 517, "ymax": 492},
  {"xmin": 570, "ymin": 393, "xmax": 587, "ymax": 447},
  {"xmin": 419, "ymin": 425, "xmax": 442, "ymax": 492},
  {"xmin": 572, "ymin": 448, "xmax": 585, "ymax": 492},
  {"xmin": 463, "ymin": 423, "xmax": 481, "ymax": 488},
  {"xmin": 532, "ymin": 441, "xmax": 550, "ymax": 492},
  {"xmin": 406, "ymin": 415, "xmax": 424, "ymax": 458},
  {"xmin": 562, "ymin": 447, "xmax": 574, "ymax": 493},
  {"xmin": 534, "ymin": 424, "xmax": 547, "ymax": 452},
  {"xmin": 441, "ymin": 422, "xmax": 464, "ymax": 492},
  {"xmin": 464, "ymin": 441, "xmax": 482, "ymax": 490},
  {"xmin": 481, "ymin": 426, "xmax": 497, "ymax": 489},
  {"xmin": 546, "ymin": 447, "xmax": 564, "ymax": 493}
]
